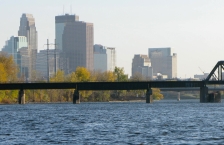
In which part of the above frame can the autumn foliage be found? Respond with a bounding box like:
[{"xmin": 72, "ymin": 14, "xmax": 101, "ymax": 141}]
[{"xmin": 0, "ymin": 54, "xmax": 163, "ymax": 103}]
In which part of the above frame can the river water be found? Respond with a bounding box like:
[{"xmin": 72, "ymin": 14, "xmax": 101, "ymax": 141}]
[{"xmin": 1, "ymin": 99, "xmax": 224, "ymax": 144}]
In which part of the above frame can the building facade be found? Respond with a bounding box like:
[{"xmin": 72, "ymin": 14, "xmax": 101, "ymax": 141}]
[
  {"xmin": 148, "ymin": 47, "xmax": 177, "ymax": 79},
  {"xmin": 36, "ymin": 49, "xmax": 60, "ymax": 79},
  {"xmin": 1, "ymin": 36, "xmax": 28, "ymax": 77},
  {"xmin": 55, "ymin": 14, "xmax": 94, "ymax": 74},
  {"xmin": 132, "ymin": 54, "xmax": 153, "ymax": 79},
  {"xmin": 18, "ymin": 13, "xmax": 38, "ymax": 79},
  {"xmin": 94, "ymin": 44, "xmax": 116, "ymax": 72},
  {"xmin": 55, "ymin": 14, "xmax": 79, "ymax": 51}
]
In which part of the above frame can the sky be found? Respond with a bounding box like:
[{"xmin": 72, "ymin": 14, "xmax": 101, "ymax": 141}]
[{"xmin": 1, "ymin": 0, "xmax": 224, "ymax": 78}]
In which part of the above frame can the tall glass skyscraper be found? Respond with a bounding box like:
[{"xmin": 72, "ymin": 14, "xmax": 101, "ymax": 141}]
[
  {"xmin": 55, "ymin": 14, "xmax": 94, "ymax": 74},
  {"xmin": 18, "ymin": 13, "xmax": 38, "ymax": 79}
]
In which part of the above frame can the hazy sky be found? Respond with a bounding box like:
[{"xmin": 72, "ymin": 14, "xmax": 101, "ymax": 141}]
[{"xmin": 1, "ymin": 0, "xmax": 224, "ymax": 78}]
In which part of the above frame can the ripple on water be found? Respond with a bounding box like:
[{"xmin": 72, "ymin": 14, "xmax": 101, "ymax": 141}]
[{"xmin": 1, "ymin": 100, "xmax": 224, "ymax": 144}]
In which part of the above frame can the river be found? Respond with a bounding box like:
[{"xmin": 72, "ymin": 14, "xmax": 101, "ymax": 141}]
[{"xmin": 1, "ymin": 99, "xmax": 224, "ymax": 144}]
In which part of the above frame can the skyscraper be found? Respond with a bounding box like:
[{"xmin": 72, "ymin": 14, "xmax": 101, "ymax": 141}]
[
  {"xmin": 132, "ymin": 54, "xmax": 153, "ymax": 79},
  {"xmin": 94, "ymin": 44, "xmax": 116, "ymax": 72},
  {"xmin": 18, "ymin": 13, "xmax": 38, "ymax": 79},
  {"xmin": 55, "ymin": 14, "xmax": 79, "ymax": 51},
  {"xmin": 1, "ymin": 36, "xmax": 28, "ymax": 78},
  {"xmin": 55, "ymin": 14, "xmax": 94, "ymax": 74},
  {"xmin": 148, "ymin": 47, "xmax": 177, "ymax": 78},
  {"xmin": 36, "ymin": 49, "xmax": 60, "ymax": 79}
]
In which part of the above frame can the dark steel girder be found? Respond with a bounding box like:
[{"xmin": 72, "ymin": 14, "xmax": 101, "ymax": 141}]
[
  {"xmin": 205, "ymin": 61, "xmax": 224, "ymax": 81},
  {"xmin": 0, "ymin": 81, "xmax": 205, "ymax": 91}
]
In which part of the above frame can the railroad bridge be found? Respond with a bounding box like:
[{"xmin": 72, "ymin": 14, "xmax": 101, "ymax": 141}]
[{"xmin": 1, "ymin": 61, "xmax": 224, "ymax": 104}]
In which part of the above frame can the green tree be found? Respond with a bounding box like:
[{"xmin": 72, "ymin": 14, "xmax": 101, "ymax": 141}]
[
  {"xmin": 131, "ymin": 72, "xmax": 145, "ymax": 81},
  {"xmin": 114, "ymin": 67, "xmax": 128, "ymax": 82},
  {"xmin": 113, "ymin": 67, "xmax": 128, "ymax": 100}
]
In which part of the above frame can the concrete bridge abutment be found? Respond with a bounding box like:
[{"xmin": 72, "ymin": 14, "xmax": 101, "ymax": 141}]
[
  {"xmin": 18, "ymin": 89, "xmax": 25, "ymax": 104},
  {"xmin": 73, "ymin": 90, "xmax": 80, "ymax": 104},
  {"xmin": 146, "ymin": 88, "xmax": 153, "ymax": 103}
]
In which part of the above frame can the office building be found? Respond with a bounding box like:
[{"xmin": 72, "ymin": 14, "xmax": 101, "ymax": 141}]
[
  {"xmin": 18, "ymin": 13, "xmax": 38, "ymax": 79},
  {"xmin": 55, "ymin": 14, "xmax": 79, "ymax": 51},
  {"xmin": 36, "ymin": 49, "xmax": 60, "ymax": 79},
  {"xmin": 148, "ymin": 47, "xmax": 177, "ymax": 78},
  {"xmin": 1, "ymin": 36, "xmax": 28, "ymax": 77},
  {"xmin": 132, "ymin": 54, "xmax": 153, "ymax": 79},
  {"xmin": 94, "ymin": 44, "xmax": 116, "ymax": 72},
  {"xmin": 55, "ymin": 14, "xmax": 94, "ymax": 74}
]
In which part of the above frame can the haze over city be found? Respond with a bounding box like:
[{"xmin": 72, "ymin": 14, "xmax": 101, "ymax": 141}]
[{"xmin": 1, "ymin": 0, "xmax": 224, "ymax": 78}]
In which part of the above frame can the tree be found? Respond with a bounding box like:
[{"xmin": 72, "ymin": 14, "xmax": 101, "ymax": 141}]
[
  {"xmin": 74, "ymin": 67, "xmax": 91, "ymax": 101},
  {"xmin": 114, "ymin": 67, "xmax": 128, "ymax": 82},
  {"xmin": 152, "ymin": 88, "xmax": 164, "ymax": 100},
  {"xmin": 75, "ymin": 67, "xmax": 90, "ymax": 82},
  {"xmin": 0, "ymin": 63, "xmax": 7, "ymax": 82},
  {"xmin": 50, "ymin": 70, "xmax": 65, "ymax": 82},
  {"xmin": 0, "ymin": 53, "xmax": 18, "ymax": 82},
  {"xmin": 113, "ymin": 67, "xmax": 128, "ymax": 100},
  {"xmin": 0, "ymin": 53, "xmax": 18, "ymax": 104},
  {"xmin": 130, "ymin": 72, "xmax": 145, "ymax": 81}
]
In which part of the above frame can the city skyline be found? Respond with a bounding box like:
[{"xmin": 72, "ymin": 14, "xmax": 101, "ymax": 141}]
[{"xmin": 1, "ymin": 0, "xmax": 224, "ymax": 78}]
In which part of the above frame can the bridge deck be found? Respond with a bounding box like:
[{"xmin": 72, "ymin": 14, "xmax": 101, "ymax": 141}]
[
  {"xmin": 0, "ymin": 81, "xmax": 223, "ymax": 91},
  {"xmin": 0, "ymin": 81, "xmax": 206, "ymax": 90}
]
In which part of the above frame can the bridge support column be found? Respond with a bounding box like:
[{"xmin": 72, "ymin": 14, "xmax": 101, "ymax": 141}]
[
  {"xmin": 200, "ymin": 86, "xmax": 208, "ymax": 103},
  {"xmin": 146, "ymin": 88, "xmax": 153, "ymax": 103},
  {"xmin": 18, "ymin": 89, "xmax": 25, "ymax": 104},
  {"xmin": 177, "ymin": 92, "xmax": 180, "ymax": 101},
  {"xmin": 73, "ymin": 90, "xmax": 80, "ymax": 104}
]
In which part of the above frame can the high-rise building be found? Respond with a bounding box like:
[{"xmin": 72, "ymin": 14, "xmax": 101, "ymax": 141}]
[
  {"xmin": 148, "ymin": 47, "xmax": 177, "ymax": 78},
  {"xmin": 94, "ymin": 44, "xmax": 116, "ymax": 72},
  {"xmin": 36, "ymin": 49, "xmax": 60, "ymax": 79},
  {"xmin": 132, "ymin": 54, "xmax": 153, "ymax": 79},
  {"xmin": 1, "ymin": 36, "xmax": 28, "ymax": 77},
  {"xmin": 18, "ymin": 13, "xmax": 38, "ymax": 79},
  {"xmin": 55, "ymin": 14, "xmax": 94, "ymax": 74},
  {"xmin": 55, "ymin": 14, "xmax": 79, "ymax": 51}
]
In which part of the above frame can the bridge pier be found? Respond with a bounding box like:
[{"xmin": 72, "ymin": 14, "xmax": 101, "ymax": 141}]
[
  {"xmin": 146, "ymin": 88, "xmax": 153, "ymax": 103},
  {"xmin": 177, "ymin": 92, "xmax": 180, "ymax": 101},
  {"xmin": 18, "ymin": 89, "xmax": 25, "ymax": 104},
  {"xmin": 73, "ymin": 90, "xmax": 80, "ymax": 104},
  {"xmin": 200, "ymin": 86, "xmax": 208, "ymax": 103}
]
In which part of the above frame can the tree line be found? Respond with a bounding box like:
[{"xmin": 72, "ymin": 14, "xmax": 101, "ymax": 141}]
[{"xmin": 0, "ymin": 53, "xmax": 163, "ymax": 104}]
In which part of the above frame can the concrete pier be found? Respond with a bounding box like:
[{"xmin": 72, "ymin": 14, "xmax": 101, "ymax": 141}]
[
  {"xmin": 207, "ymin": 91, "xmax": 221, "ymax": 103},
  {"xmin": 18, "ymin": 89, "xmax": 25, "ymax": 104},
  {"xmin": 200, "ymin": 86, "xmax": 208, "ymax": 103},
  {"xmin": 73, "ymin": 90, "xmax": 80, "ymax": 104},
  {"xmin": 177, "ymin": 92, "xmax": 180, "ymax": 101},
  {"xmin": 146, "ymin": 88, "xmax": 153, "ymax": 103}
]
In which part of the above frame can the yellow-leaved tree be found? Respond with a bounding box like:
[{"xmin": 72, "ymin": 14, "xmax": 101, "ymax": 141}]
[
  {"xmin": 75, "ymin": 67, "xmax": 90, "ymax": 82},
  {"xmin": 90, "ymin": 71, "xmax": 116, "ymax": 101},
  {"xmin": 48, "ymin": 70, "xmax": 66, "ymax": 102},
  {"xmin": 0, "ymin": 53, "xmax": 18, "ymax": 103},
  {"xmin": 0, "ymin": 63, "xmax": 7, "ymax": 82},
  {"xmin": 0, "ymin": 53, "xmax": 18, "ymax": 82},
  {"xmin": 152, "ymin": 88, "xmax": 164, "ymax": 100},
  {"xmin": 75, "ymin": 67, "xmax": 91, "ymax": 101}
]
